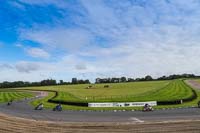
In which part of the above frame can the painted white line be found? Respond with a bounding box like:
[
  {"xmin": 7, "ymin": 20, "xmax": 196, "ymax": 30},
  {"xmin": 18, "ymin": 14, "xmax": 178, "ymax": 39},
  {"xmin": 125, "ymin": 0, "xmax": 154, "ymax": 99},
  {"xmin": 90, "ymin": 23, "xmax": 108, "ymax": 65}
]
[
  {"xmin": 161, "ymin": 119, "xmax": 200, "ymax": 123},
  {"xmin": 129, "ymin": 117, "xmax": 144, "ymax": 123}
]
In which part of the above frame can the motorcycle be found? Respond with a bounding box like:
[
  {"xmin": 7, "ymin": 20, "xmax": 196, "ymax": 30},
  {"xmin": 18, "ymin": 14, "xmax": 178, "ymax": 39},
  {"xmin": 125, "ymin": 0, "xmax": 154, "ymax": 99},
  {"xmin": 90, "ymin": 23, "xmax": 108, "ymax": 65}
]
[
  {"xmin": 35, "ymin": 103, "xmax": 43, "ymax": 110},
  {"xmin": 143, "ymin": 104, "xmax": 153, "ymax": 112},
  {"xmin": 7, "ymin": 100, "xmax": 13, "ymax": 106},
  {"xmin": 53, "ymin": 104, "xmax": 62, "ymax": 111}
]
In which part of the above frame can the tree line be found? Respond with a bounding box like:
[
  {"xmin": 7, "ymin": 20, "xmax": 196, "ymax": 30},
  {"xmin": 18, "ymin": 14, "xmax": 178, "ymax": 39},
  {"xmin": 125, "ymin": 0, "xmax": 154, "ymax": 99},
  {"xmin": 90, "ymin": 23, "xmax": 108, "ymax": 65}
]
[
  {"xmin": 95, "ymin": 74, "xmax": 199, "ymax": 83},
  {"xmin": 0, "ymin": 74, "xmax": 199, "ymax": 88},
  {"xmin": 0, "ymin": 78, "xmax": 90, "ymax": 89}
]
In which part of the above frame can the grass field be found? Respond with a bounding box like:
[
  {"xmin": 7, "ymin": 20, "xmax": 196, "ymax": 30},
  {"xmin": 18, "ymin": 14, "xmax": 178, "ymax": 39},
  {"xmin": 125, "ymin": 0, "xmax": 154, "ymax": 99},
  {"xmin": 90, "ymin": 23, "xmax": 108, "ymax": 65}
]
[
  {"xmin": 1, "ymin": 79, "xmax": 199, "ymax": 110},
  {"xmin": 23, "ymin": 80, "xmax": 170, "ymax": 103},
  {"xmin": 194, "ymin": 79, "xmax": 200, "ymax": 83},
  {"xmin": 22, "ymin": 79, "xmax": 199, "ymax": 110},
  {"xmin": 0, "ymin": 90, "xmax": 34, "ymax": 103},
  {"xmin": 24, "ymin": 80, "xmax": 194, "ymax": 103}
]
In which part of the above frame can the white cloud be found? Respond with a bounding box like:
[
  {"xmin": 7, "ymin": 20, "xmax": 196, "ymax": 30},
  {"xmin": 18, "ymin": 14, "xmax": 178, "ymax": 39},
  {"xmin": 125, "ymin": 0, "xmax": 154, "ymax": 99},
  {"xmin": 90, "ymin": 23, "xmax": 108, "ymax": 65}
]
[
  {"xmin": 20, "ymin": 28, "xmax": 92, "ymax": 52},
  {"xmin": 26, "ymin": 47, "xmax": 50, "ymax": 59},
  {"xmin": 15, "ymin": 44, "xmax": 50, "ymax": 59},
  {"xmin": 75, "ymin": 64, "xmax": 87, "ymax": 70},
  {"xmin": 0, "ymin": 64, "xmax": 13, "ymax": 70},
  {"xmin": 3, "ymin": 0, "xmax": 200, "ymax": 82},
  {"xmin": 16, "ymin": 61, "xmax": 41, "ymax": 73}
]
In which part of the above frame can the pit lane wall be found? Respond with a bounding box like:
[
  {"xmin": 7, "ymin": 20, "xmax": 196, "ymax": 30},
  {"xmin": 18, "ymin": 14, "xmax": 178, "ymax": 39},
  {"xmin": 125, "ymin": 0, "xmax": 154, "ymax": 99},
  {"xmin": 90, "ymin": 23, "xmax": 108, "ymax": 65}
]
[{"xmin": 88, "ymin": 101, "xmax": 157, "ymax": 107}]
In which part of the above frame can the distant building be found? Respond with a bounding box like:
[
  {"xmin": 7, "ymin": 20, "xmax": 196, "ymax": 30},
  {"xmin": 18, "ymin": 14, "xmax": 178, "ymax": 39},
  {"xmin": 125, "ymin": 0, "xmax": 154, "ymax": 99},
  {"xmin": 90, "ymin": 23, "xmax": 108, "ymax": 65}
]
[
  {"xmin": 95, "ymin": 78, "xmax": 101, "ymax": 83},
  {"xmin": 72, "ymin": 78, "xmax": 77, "ymax": 84}
]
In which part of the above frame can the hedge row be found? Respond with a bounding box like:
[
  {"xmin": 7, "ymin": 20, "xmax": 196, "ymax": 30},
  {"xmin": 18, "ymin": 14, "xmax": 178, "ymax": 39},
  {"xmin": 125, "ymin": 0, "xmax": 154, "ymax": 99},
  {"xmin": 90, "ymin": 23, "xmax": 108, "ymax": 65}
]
[
  {"xmin": 25, "ymin": 80, "xmax": 198, "ymax": 107},
  {"xmin": 157, "ymin": 80, "xmax": 197, "ymax": 105},
  {"xmin": 48, "ymin": 99, "xmax": 88, "ymax": 106},
  {"xmin": 49, "ymin": 89, "xmax": 197, "ymax": 107}
]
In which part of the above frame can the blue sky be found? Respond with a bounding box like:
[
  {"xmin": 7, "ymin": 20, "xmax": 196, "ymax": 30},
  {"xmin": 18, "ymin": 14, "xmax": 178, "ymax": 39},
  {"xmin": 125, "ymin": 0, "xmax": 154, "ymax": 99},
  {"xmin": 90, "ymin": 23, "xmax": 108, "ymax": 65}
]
[{"xmin": 1, "ymin": 0, "xmax": 200, "ymax": 82}]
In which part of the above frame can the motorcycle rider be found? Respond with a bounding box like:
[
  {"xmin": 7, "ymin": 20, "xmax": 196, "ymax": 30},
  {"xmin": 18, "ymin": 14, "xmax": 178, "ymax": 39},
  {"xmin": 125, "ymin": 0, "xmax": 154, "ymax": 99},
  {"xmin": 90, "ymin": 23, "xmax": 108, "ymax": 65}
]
[
  {"xmin": 35, "ymin": 103, "xmax": 43, "ymax": 110},
  {"xmin": 53, "ymin": 104, "xmax": 62, "ymax": 111},
  {"xmin": 143, "ymin": 103, "xmax": 153, "ymax": 111},
  {"xmin": 7, "ymin": 99, "xmax": 13, "ymax": 106}
]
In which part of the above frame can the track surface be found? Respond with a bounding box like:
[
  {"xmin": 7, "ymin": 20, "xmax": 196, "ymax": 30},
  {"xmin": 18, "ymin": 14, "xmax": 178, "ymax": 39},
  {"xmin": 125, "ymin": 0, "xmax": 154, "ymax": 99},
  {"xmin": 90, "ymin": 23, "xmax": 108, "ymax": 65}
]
[
  {"xmin": 0, "ymin": 81, "xmax": 200, "ymax": 123},
  {"xmin": 0, "ymin": 81, "xmax": 200, "ymax": 132},
  {"xmin": 186, "ymin": 80, "xmax": 200, "ymax": 90},
  {"xmin": 1, "ymin": 113, "xmax": 200, "ymax": 133},
  {"xmin": 0, "ymin": 97, "xmax": 200, "ymax": 123}
]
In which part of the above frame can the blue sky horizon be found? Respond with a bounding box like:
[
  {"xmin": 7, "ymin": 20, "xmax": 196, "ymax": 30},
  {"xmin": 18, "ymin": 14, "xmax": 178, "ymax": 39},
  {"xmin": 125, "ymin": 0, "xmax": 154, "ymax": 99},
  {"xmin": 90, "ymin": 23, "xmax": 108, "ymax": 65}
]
[{"xmin": 0, "ymin": 0, "xmax": 200, "ymax": 82}]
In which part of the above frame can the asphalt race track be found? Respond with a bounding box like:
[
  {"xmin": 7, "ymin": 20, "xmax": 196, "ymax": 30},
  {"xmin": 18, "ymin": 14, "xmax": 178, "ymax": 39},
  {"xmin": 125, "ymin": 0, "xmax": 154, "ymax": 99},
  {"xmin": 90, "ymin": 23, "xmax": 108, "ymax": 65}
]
[{"xmin": 0, "ymin": 97, "xmax": 200, "ymax": 123}]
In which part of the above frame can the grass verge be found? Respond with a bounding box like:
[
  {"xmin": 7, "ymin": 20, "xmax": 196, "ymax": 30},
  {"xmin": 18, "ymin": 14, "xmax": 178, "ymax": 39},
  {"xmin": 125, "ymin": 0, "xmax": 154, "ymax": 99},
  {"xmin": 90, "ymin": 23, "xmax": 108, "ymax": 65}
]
[{"xmin": 0, "ymin": 89, "xmax": 34, "ymax": 103}]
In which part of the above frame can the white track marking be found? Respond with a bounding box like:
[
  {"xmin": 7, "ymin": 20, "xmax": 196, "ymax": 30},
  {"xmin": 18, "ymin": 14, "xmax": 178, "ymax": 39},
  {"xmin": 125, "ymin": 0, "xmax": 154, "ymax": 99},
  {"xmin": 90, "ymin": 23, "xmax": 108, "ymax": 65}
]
[{"xmin": 129, "ymin": 117, "xmax": 144, "ymax": 123}]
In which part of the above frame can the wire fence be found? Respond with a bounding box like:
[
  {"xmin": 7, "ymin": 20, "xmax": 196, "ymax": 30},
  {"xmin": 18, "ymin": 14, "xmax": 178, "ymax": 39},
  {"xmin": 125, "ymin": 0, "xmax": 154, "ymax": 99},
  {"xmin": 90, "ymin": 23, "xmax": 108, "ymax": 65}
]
[{"xmin": 82, "ymin": 94, "xmax": 140, "ymax": 102}]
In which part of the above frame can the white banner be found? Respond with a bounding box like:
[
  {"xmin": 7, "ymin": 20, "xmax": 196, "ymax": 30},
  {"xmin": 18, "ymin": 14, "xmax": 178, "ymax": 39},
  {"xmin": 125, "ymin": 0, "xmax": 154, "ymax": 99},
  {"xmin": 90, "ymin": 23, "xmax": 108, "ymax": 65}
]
[{"xmin": 88, "ymin": 101, "xmax": 157, "ymax": 107}]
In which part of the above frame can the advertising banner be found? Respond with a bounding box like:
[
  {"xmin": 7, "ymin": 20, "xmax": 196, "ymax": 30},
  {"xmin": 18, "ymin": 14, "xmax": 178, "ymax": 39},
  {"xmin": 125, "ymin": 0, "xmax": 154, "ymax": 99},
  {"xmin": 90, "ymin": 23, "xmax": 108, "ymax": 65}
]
[{"xmin": 88, "ymin": 101, "xmax": 157, "ymax": 107}]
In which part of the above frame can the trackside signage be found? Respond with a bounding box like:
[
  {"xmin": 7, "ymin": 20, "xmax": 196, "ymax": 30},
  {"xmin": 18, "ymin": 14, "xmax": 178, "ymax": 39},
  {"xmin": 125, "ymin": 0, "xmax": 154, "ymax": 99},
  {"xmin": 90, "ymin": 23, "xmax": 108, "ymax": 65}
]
[{"xmin": 88, "ymin": 101, "xmax": 157, "ymax": 107}]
